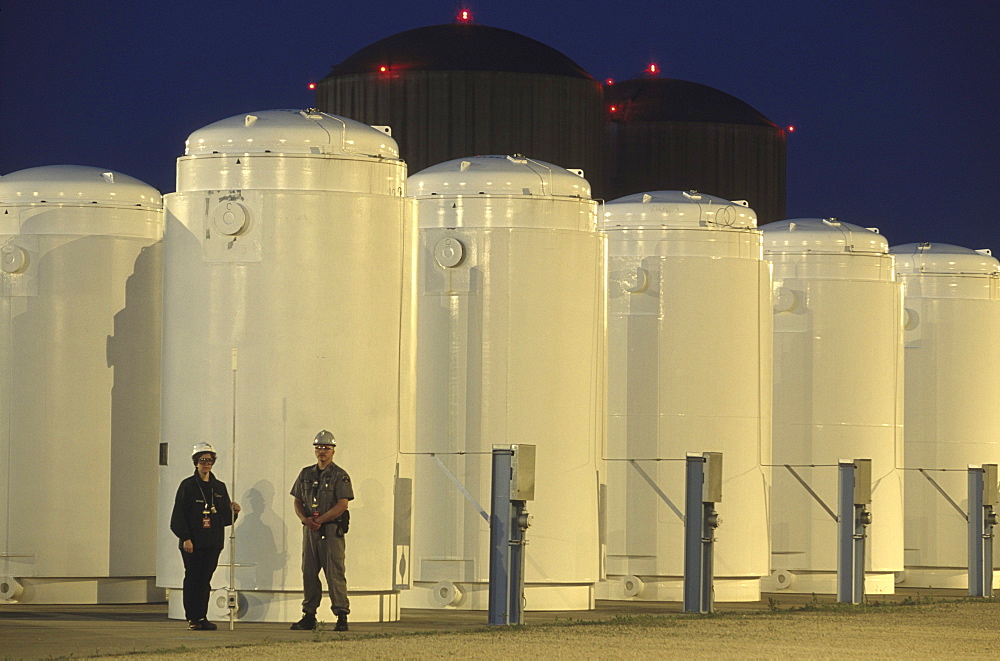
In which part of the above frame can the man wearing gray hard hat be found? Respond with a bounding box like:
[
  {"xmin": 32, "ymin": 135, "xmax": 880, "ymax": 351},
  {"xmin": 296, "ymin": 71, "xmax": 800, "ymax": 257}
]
[{"xmin": 289, "ymin": 429, "xmax": 354, "ymax": 631}]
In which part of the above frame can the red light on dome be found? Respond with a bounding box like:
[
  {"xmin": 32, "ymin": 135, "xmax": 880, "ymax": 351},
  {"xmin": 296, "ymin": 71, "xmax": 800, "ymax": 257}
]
[
  {"xmin": 647, "ymin": 63, "xmax": 658, "ymax": 74},
  {"xmin": 307, "ymin": 82, "xmax": 316, "ymax": 90},
  {"xmin": 605, "ymin": 78, "xmax": 614, "ymax": 85},
  {"xmin": 609, "ymin": 105, "xmax": 618, "ymax": 113},
  {"xmin": 787, "ymin": 125, "xmax": 796, "ymax": 133},
  {"xmin": 379, "ymin": 65, "xmax": 388, "ymax": 73},
  {"xmin": 458, "ymin": 9, "xmax": 471, "ymax": 22}
]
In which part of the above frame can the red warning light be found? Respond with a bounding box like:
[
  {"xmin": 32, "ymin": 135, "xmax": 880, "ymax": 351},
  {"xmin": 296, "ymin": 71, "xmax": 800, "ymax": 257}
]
[
  {"xmin": 610, "ymin": 105, "xmax": 618, "ymax": 113},
  {"xmin": 457, "ymin": 9, "xmax": 471, "ymax": 22},
  {"xmin": 605, "ymin": 78, "xmax": 614, "ymax": 86},
  {"xmin": 647, "ymin": 63, "xmax": 658, "ymax": 74},
  {"xmin": 379, "ymin": 65, "xmax": 388, "ymax": 73},
  {"xmin": 307, "ymin": 82, "xmax": 316, "ymax": 90},
  {"xmin": 786, "ymin": 125, "xmax": 796, "ymax": 133}
]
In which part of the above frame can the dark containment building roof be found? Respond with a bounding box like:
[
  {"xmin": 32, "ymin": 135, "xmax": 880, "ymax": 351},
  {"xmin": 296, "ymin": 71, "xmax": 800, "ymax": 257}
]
[
  {"xmin": 603, "ymin": 76, "xmax": 785, "ymax": 221},
  {"xmin": 324, "ymin": 23, "xmax": 593, "ymax": 80},
  {"xmin": 606, "ymin": 77, "xmax": 777, "ymax": 127}
]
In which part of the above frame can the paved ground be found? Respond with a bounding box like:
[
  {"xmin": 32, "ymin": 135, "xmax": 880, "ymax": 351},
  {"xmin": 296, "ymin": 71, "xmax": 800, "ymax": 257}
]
[{"xmin": 0, "ymin": 589, "xmax": 978, "ymax": 660}]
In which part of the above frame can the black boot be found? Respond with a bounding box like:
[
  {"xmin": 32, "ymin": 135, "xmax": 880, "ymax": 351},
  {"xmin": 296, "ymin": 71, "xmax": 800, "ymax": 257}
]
[
  {"xmin": 334, "ymin": 614, "xmax": 349, "ymax": 631},
  {"xmin": 290, "ymin": 613, "xmax": 317, "ymax": 630}
]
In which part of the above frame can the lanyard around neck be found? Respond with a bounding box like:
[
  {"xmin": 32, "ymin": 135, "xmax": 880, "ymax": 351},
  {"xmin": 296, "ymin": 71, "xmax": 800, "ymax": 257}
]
[{"xmin": 196, "ymin": 479, "xmax": 215, "ymax": 514}]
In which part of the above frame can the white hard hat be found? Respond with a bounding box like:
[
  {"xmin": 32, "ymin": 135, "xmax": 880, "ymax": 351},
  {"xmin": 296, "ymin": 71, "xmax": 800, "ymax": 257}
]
[{"xmin": 192, "ymin": 442, "xmax": 217, "ymax": 458}]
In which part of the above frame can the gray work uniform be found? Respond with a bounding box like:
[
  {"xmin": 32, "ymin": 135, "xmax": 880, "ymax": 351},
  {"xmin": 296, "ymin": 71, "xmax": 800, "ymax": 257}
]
[{"xmin": 290, "ymin": 462, "xmax": 354, "ymax": 616}]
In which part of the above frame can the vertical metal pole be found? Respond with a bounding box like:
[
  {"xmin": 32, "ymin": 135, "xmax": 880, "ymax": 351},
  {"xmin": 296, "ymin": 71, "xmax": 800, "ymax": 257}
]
[
  {"xmin": 488, "ymin": 447, "xmax": 513, "ymax": 625},
  {"xmin": 229, "ymin": 348, "xmax": 238, "ymax": 630},
  {"xmin": 969, "ymin": 465, "xmax": 987, "ymax": 597},
  {"xmin": 837, "ymin": 460, "xmax": 856, "ymax": 603},
  {"xmin": 683, "ymin": 454, "xmax": 705, "ymax": 613},
  {"xmin": 701, "ymin": 500, "xmax": 714, "ymax": 612},
  {"xmin": 509, "ymin": 500, "xmax": 526, "ymax": 625},
  {"xmin": 985, "ymin": 464, "xmax": 998, "ymax": 598},
  {"xmin": 987, "ymin": 518, "xmax": 996, "ymax": 599},
  {"xmin": 853, "ymin": 489, "xmax": 865, "ymax": 602}
]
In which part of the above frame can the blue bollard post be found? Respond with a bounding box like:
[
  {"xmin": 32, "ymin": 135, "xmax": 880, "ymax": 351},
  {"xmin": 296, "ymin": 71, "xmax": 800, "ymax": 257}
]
[
  {"xmin": 683, "ymin": 452, "xmax": 722, "ymax": 614},
  {"xmin": 968, "ymin": 464, "xmax": 998, "ymax": 598},
  {"xmin": 488, "ymin": 447, "xmax": 514, "ymax": 625},
  {"xmin": 837, "ymin": 459, "xmax": 872, "ymax": 604},
  {"xmin": 488, "ymin": 444, "xmax": 535, "ymax": 625}
]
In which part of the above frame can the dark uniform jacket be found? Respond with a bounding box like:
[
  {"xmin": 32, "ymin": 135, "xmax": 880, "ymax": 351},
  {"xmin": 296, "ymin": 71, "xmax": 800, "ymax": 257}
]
[
  {"xmin": 290, "ymin": 462, "xmax": 354, "ymax": 532},
  {"xmin": 170, "ymin": 472, "xmax": 235, "ymax": 551}
]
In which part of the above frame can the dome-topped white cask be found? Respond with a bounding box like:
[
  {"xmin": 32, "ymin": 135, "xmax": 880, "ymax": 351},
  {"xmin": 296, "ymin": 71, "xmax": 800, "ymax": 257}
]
[
  {"xmin": 405, "ymin": 155, "xmax": 604, "ymax": 611},
  {"xmin": 158, "ymin": 110, "xmax": 416, "ymax": 623},
  {"xmin": 0, "ymin": 165, "xmax": 163, "ymax": 603},
  {"xmin": 601, "ymin": 190, "xmax": 771, "ymax": 602},
  {"xmin": 892, "ymin": 242, "xmax": 1000, "ymax": 588},
  {"xmin": 764, "ymin": 218, "xmax": 904, "ymax": 594}
]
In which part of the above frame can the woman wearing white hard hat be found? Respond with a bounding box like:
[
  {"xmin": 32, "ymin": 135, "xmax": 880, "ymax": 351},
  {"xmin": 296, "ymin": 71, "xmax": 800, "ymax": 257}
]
[{"xmin": 169, "ymin": 442, "xmax": 241, "ymax": 630}]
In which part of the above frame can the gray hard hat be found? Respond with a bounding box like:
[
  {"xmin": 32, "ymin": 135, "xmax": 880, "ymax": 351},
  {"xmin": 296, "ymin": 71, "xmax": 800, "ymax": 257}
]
[{"xmin": 313, "ymin": 430, "xmax": 336, "ymax": 447}]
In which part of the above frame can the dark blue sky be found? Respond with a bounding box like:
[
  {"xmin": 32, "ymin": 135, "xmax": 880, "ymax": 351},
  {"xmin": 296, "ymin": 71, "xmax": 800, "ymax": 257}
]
[{"xmin": 2, "ymin": 1, "xmax": 997, "ymax": 249}]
